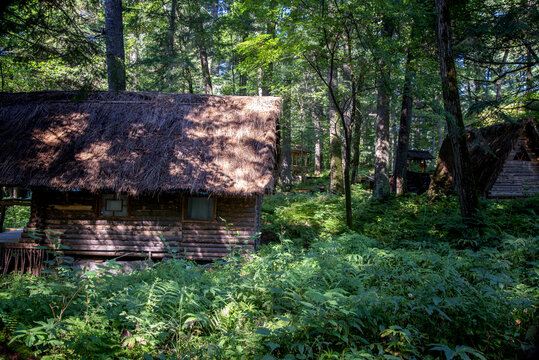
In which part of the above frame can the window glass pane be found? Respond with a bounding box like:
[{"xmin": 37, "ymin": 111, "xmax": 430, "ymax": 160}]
[
  {"xmin": 101, "ymin": 194, "xmax": 127, "ymax": 217},
  {"xmin": 187, "ymin": 197, "xmax": 214, "ymax": 219},
  {"xmin": 115, "ymin": 204, "xmax": 127, "ymax": 217},
  {"xmin": 106, "ymin": 199, "xmax": 122, "ymax": 211}
]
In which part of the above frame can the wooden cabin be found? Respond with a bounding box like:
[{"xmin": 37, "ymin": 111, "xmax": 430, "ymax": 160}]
[
  {"xmin": 407, "ymin": 150, "xmax": 434, "ymax": 173},
  {"xmin": 290, "ymin": 146, "xmax": 312, "ymax": 174},
  {"xmin": 0, "ymin": 91, "xmax": 280, "ymax": 272},
  {"xmin": 429, "ymin": 119, "xmax": 539, "ymax": 198}
]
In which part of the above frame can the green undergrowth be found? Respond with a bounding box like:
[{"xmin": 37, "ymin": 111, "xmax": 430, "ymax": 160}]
[
  {"xmin": 263, "ymin": 185, "xmax": 538, "ymax": 247},
  {"xmin": 0, "ymin": 192, "xmax": 537, "ymax": 359},
  {"xmin": 2, "ymin": 205, "xmax": 30, "ymax": 230}
]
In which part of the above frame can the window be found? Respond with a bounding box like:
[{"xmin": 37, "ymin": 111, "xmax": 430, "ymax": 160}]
[
  {"xmin": 101, "ymin": 194, "xmax": 128, "ymax": 217},
  {"xmin": 185, "ymin": 196, "xmax": 215, "ymax": 220}
]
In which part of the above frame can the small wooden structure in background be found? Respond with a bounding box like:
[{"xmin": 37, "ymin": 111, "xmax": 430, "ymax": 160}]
[
  {"xmin": 290, "ymin": 146, "xmax": 312, "ymax": 174},
  {"xmin": 407, "ymin": 150, "xmax": 434, "ymax": 173},
  {"xmin": 404, "ymin": 150, "xmax": 435, "ymax": 194},
  {"xmin": 429, "ymin": 119, "xmax": 539, "ymax": 198},
  {"xmin": 0, "ymin": 91, "xmax": 280, "ymax": 274}
]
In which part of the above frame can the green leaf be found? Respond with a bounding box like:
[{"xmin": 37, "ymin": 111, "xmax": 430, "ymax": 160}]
[
  {"xmin": 256, "ymin": 328, "xmax": 271, "ymax": 336},
  {"xmin": 266, "ymin": 341, "xmax": 280, "ymax": 351}
]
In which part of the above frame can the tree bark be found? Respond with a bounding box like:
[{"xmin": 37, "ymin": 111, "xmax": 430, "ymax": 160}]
[
  {"xmin": 350, "ymin": 103, "xmax": 362, "ymax": 183},
  {"xmin": 261, "ymin": 64, "xmax": 273, "ymax": 96},
  {"xmin": 0, "ymin": 59, "xmax": 4, "ymax": 91},
  {"xmin": 239, "ymin": 71, "xmax": 247, "ymax": 95},
  {"xmin": 392, "ymin": 51, "xmax": 414, "ymax": 195},
  {"xmin": 313, "ymin": 104, "xmax": 323, "ymax": 175},
  {"xmin": 166, "ymin": 0, "xmax": 177, "ymax": 86},
  {"xmin": 105, "ymin": 0, "xmax": 126, "ymax": 91},
  {"xmin": 495, "ymin": 50, "xmax": 508, "ymax": 101},
  {"xmin": 261, "ymin": 24, "xmax": 274, "ymax": 96},
  {"xmin": 238, "ymin": 34, "xmax": 248, "ymax": 95},
  {"xmin": 257, "ymin": 68, "xmax": 263, "ymax": 96},
  {"xmin": 435, "ymin": 0, "xmax": 480, "ymax": 222},
  {"xmin": 340, "ymin": 32, "xmax": 356, "ymax": 228},
  {"xmin": 194, "ymin": 4, "xmax": 212, "ymax": 95},
  {"xmin": 373, "ymin": 18, "xmax": 393, "ymax": 198},
  {"xmin": 184, "ymin": 67, "xmax": 194, "ymax": 93},
  {"xmin": 329, "ymin": 67, "xmax": 343, "ymax": 193},
  {"xmin": 389, "ymin": 114, "xmax": 397, "ymax": 174},
  {"xmin": 280, "ymin": 89, "xmax": 292, "ymax": 187},
  {"xmin": 526, "ymin": 47, "xmax": 533, "ymax": 94},
  {"xmin": 199, "ymin": 45, "xmax": 212, "ymax": 94},
  {"xmin": 374, "ymin": 77, "xmax": 390, "ymax": 198}
]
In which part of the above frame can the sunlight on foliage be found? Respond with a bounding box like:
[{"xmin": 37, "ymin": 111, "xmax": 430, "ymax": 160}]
[{"xmin": 0, "ymin": 193, "xmax": 537, "ymax": 359}]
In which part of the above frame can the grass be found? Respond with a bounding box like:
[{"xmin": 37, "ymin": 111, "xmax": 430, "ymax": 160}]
[{"xmin": 0, "ymin": 187, "xmax": 537, "ymax": 359}]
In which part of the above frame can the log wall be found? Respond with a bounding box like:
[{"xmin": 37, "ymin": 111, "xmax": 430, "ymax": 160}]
[
  {"xmin": 18, "ymin": 190, "xmax": 259, "ymax": 260},
  {"xmin": 488, "ymin": 135, "xmax": 539, "ymax": 198}
]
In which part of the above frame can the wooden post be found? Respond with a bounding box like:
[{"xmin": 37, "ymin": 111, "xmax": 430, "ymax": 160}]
[{"xmin": 0, "ymin": 205, "xmax": 5, "ymax": 232}]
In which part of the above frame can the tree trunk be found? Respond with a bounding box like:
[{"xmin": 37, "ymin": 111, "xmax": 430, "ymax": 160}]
[
  {"xmin": 526, "ymin": 47, "xmax": 533, "ymax": 94},
  {"xmin": 350, "ymin": 102, "xmax": 362, "ymax": 183},
  {"xmin": 313, "ymin": 104, "xmax": 323, "ymax": 175},
  {"xmin": 257, "ymin": 68, "xmax": 263, "ymax": 96},
  {"xmin": 261, "ymin": 25, "xmax": 274, "ymax": 96},
  {"xmin": 373, "ymin": 18, "xmax": 393, "ymax": 198},
  {"xmin": 392, "ymin": 51, "xmax": 414, "ymax": 195},
  {"xmin": 166, "ymin": 0, "xmax": 177, "ymax": 86},
  {"xmin": 280, "ymin": 90, "xmax": 292, "ymax": 187},
  {"xmin": 104, "ymin": 0, "xmax": 126, "ymax": 91},
  {"xmin": 200, "ymin": 45, "xmax": 212, "ymax": 94},
  {"xmin": 261, "ymin": 64, "xmax": 273, "ymax": 96},
  {"xmin": 329, "ymin": 67, "xmax": 343, "ymax": 193},
  {"xmin": 0, "ymin": 60, "xmax": 4, "ymax": 91},
  {"xmin": 184, "ymin": 67, "xmax": 194, "ymax": 93},
  {"xmin": 231, "ymin": 48, "xmax": 236, "ymax": 94},
  {"xmin": 374, "ymin": 77, "xmax": 391, "ymax": 198},
  {"xmin": 238, "ymin": 35, "xmax": 247, "ymax": 95},
  {"xmin": 194, "ymin": 4, "xmax": 212, "ymax": 95},
  {"xmin": 435, "ymin": 0, "xmax": 480, "ymax": 222},
  {"xmin": 239, "ymin": 72, "xmax": 247, "ymax": 95},
  {"xmin": 495, "ymin": 50, "xmax": 508, "ymax": 101},
  {"xmin": 389, "ymin": 115, "xmax": 397, "ymax": 174},
  {"xmin": 337, "ymin": 30, "xmax": 356, "ymax": 228}
]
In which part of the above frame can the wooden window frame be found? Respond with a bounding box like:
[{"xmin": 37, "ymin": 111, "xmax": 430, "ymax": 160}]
[
  {"xmin": 98, "ymin": 193, "xmax": 131, "ymax": 219},
  {"xmin": 182, "ymin": 195, "xmax": 217, "ymax": 222}
]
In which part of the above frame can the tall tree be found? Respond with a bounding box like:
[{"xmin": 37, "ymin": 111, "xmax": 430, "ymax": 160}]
[
  {"xmin": 435, "ymin": 0, "xmax": 479, "ymax": 221},
  {"xmin": 328, "ymin": 65, "xmax": 343, "ymax": 193},
  {"xmin": 392, "ymin": 51, "xmax": 414, "ymax": 195},
  {"xmin": 313, "ymin": 103, "xmax": 324, "ymax": 175},
  {"xmin": 105, "ymin": 0, "xmax": 126, "ymax": 91},
  {"xmin": 280, "ymin": 80, "xmax": 293, "ymax": 186},
  {"xmin": 166, "ymin": 0, "xmax": 178, "ymax": 85},
  {"xmin": 373, "ymin": 17, "xmax": 394, "ymax": 198}
]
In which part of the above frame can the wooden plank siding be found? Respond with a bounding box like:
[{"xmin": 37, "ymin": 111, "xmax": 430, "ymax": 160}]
[
  {"xmin": 488, "ymin": 135, "xmax": 539, "ymax": 198},
  {"xmin": 17, "ymin": 190, "xmax": 259, "ymax": 260}
]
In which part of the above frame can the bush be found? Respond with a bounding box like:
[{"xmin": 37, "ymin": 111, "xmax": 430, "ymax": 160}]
[
  {"xmin": 3, "ymin": 205, "xmax": 30, "ymax": 230},
  {"xmin": 0, "ymin": 193, "xmax": 537, "ymax": 359}
]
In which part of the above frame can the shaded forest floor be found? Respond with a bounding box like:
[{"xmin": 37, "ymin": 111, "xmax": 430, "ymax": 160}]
[{"xmin": 0, "ymin": 185, "xmax": 537, "ymax": 359}]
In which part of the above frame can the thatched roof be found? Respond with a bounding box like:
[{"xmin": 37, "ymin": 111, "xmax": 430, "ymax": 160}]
[
  {"xmin": 0, "ymin": 91, "xmax": 280, "ymax": 196},
  {"xmin": 407, "ymin": 150, "xmax": 434, "ymax": 160},
  {"xmin": 429, "ymin": 119, "xmax": 539, "ymax": 196}
]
